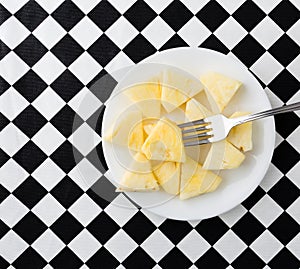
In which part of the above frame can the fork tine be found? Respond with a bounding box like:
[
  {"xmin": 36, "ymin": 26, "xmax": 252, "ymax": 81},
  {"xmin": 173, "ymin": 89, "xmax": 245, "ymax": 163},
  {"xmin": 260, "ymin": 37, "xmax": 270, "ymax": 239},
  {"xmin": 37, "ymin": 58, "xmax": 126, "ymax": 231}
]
[
  {"xmin": 182, "ymin": 125, "xmax": 210, "ymax": 134},
  {"xmin": 184, "ymin": 137, "xmax": 212, "ymax": 147},
  {"xmin": 178, "ymin": 119, "xmax": 206, "ymax": 128},
  {"xmin": 182, "ymin": 131, "xmax": 212, "ymax": 141}
]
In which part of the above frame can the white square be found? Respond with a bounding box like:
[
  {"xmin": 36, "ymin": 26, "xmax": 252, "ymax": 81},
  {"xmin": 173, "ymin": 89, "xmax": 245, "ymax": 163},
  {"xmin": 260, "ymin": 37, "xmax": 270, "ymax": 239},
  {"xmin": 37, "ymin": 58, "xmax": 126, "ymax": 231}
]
[
  {"xmin": 32, "ymin": 87, "xmax": 66, "ymax": 121},
  {"xmin": 0, "ymin": 16, "xmax": 30, "ymax": 49},
  {"xmin": 104, "ymin": 194, "xmax": 138, "ymax": 227},
  {"xmin": 177, "ymin": 230, "xmax": 210, "ymax": 262},
  {"xmin": 287, "ymin": 90, "xmax": 300, "ymax": 117},
  {"xmin": 69, "ymin": 52, "xmax": 102, "ymax": 85},
  {"xmin": 214, "ymin": 17, "xmax": 247, "ymax": 49},
  {"xmin": 141, "ymin": 230, "xmax": 174, "ymax": 262},
  {"xmin": 275, "ymin": 132, "xmax": 284, "ymax": 148},
  {"xmin": 287, "ymin": 126, "xmax": 300, "ymax": 153},
  {"xmin": 214, "ymin": 230, "xmax": 247, "ymax": 263},
  {"xmin": 0, "ymin": 159, "xmax": 29, "ymax": 192},
  {"xmin": 252, "ymin": 0, "xmax": 281, "ymax": 13},
  {"xmin": 178, "ymin": 17, "xmax": 211, "ymax": 47},
  {"xmin": 142, "ymin": 17, "xmax": 174, "ymax": 49},
  {"xmin": 0, "ymin": 87, "xmax": 29, "ymax": 121},
  {"xmin": 180, "ymin": 0, "xmax": 209, "ymax": 14},
  {"xmin": 105, "ymin": 51, "xmax": 134, "ymax": 74},
  {"xmin": 0, "ymin": 52, "xmax": 29, "ymax": 85},
  {"xmin": 287, "ymin": 197, "xmax": 300, "ymax": 224},
  {"xmin": 250, "ymin": 52, "xmax": 283, "ymax": 84},
  {"xmin": 69, "ymin": 17, "xmax": 102, "ymax": 50},
  {"xmin": 68, "ymin": 87, "xmax": 102, "ymax": 121},
  {"xmin": 69, "ymin": 193, "xmax": 102, "ymax": 226},
  {"xmin": 32, "ymin": 158, "xmax": 65, "ymax": 191},
  {"xmin": 0, "ymin": 230, "xmax": 28, "ymax": 263},
  {"xmin": 251, "ymin": 17, "xmax": 284, "ymax": 49},
  {"xmin": 250, "ymin": 230, "xmax": 283, "ymax": 263},
  {"xmin": 140, "ymin": 209, "xmax": 166, "ymax": 227},
  {"xmin": 35, "ymin": 0, "xmax": 64, "ymax": 13},
  {"xmin": 0, "ymin": 0, "xmax": 28, "ymax": 13},
  {"xmin": 68, "ymin": 158, "xmax": 101, "ymax": 191},
  {"xmin": 219, "ymin": 204, "xmax": 247, "ymax": 227},
  {"xmin": 69, "ymin": 229, "xmax": 101, "ymax": 262},
  {"xmin": 289, "ymin": 0, "xmax": 300, "ymax": 10},
  {"xmin": 32, "ymin": 193, "xmax": 65, "ymax": 226},
  {"xmin": 216, "ymin": 0, "xmax": 246, "ymax": 14},
  {"xmin": 0, "ymin": 195, "xmax": 29, "ymax": 227},
  {"xmin": 287, "ymin": 54, "xmax": 300, "ymax": 82},
  {"xmin": 32, "ymin": 52, "xmax": 65, "ymax": 85},
  {"xmin": 72, "ymin": 0, "xmax": 100, "ymax": 14},
  {"xmin": 109, "ymin": 0, "xmax": 136, "ymax": 13},
  {"xmin": 0, "ymin": 123, "xmax": 29, "ymax": 156},
  {"xmin": 287, "ymin": 232, "xmax": 300, "ymax": 260},
  {"xmin": 260, "ymin": 163, "xmax": 283, "ymax": 192},
  {"xmin": 250, "ymin": 195, "xmax": 283, "ymax": 227},
  {"xmin": 32, "ymin": 229, "xmax": 65, "ymax": 262},
  {"xmin": 32, "ymin": 122, "xmax": 65, "ymax": 155},
  {"xmin": 143, "ymin": 0, "xmax": 173, "ymax": 13},
  {"xmin": 106, "ymin": 17, "xmax": 138, "ymax": 49},
  {"xmin": 105, "ymin": 230, "xmax": 138, "ymax": 262},
  {"xmin": 33, "ymin": 16, "xmax": 67, "ymax": 49}
]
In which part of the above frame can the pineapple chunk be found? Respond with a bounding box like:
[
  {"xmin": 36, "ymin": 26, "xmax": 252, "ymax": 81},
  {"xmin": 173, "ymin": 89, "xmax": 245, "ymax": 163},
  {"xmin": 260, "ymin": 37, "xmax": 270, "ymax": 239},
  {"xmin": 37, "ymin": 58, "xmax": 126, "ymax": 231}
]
[
  {"xmin": 180, "ymin": 157, "xmax": 222, "ymax": 200},
  {"xmin": 142, "ymin": 117, "xmax": 186, "ymax": 162},
  {"xmin": 227, "ymin": 111, "xmax": 253, "ymax": 152},
  {"xmin": 200, "ymin": 72, "xmax": 242, "ymax": 112},
  {"xmin": 185, "ymin": 98, "xmax": 213, "ymax": 121},
  {"xmin": 203, "ymin": 140, "xmax": 245, "ymax": 170},
  {"xmin": 104, "ymin": 110, "xmax": 144, "ymax": 151},
  {"xmin": 124, "ymin": 81, "xmax": 161, "ymax": 118},
  {"xmin": 154, "ymin": 162, "xmax": 180, "ymax": 195},
  {"xmin": 161, "ymin": 69, "xmax": 203, "ymax": 112},
  {"xmin": 117, "ymin": 152, "xmax": 159, "ymax": 191},
  {"xmin": 143, "ymin": 123, "xmax": 155, "ymax": 136}
]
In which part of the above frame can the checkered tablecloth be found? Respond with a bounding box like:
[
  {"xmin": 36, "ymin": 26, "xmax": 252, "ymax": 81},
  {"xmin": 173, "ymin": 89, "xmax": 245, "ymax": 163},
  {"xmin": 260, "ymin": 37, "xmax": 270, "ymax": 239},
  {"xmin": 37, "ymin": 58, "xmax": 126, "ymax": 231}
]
[{"xmin": 0, "ymin": 0, "xmax": 300, "ymax": 268}]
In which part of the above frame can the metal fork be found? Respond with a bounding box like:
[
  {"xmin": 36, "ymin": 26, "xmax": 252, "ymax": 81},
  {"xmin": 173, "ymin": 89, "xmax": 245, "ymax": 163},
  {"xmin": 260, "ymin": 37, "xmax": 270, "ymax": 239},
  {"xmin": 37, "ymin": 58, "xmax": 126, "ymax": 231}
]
[{"xmin": 178, "ymin": 101, "xmax": 300, "ymax": 147}]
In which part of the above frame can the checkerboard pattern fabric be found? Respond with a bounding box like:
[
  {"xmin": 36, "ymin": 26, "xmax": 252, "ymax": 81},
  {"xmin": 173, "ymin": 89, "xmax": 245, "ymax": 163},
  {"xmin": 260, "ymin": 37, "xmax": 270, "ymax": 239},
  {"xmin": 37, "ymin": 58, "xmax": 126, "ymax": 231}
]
[{"xmin": 0, "ymin": 0, "xmax": 300, "ymax": 268}]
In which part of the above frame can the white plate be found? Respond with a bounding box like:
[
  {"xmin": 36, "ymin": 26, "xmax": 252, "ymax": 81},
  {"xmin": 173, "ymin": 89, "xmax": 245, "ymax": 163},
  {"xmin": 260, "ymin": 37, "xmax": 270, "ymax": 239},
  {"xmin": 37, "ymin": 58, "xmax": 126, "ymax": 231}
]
[{"xmin": 102, "ymin": 48, "xmax": 275, "ymax": 220}]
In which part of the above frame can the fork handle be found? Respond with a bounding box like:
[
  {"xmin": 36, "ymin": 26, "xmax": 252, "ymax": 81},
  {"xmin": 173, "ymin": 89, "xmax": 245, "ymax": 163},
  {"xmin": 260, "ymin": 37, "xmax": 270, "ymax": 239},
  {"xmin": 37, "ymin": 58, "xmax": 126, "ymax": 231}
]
[{"xmin": 234, "ymin": 101, "xmax": 300, "ymax": 126}]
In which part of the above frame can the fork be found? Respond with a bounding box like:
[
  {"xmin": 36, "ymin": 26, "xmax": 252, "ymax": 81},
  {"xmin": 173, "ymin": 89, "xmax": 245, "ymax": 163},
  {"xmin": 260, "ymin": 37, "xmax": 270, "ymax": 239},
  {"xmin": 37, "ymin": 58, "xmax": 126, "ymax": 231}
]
[{"xmin": 178, "ymin": 101, "xmax": 300, "ymax": 147}]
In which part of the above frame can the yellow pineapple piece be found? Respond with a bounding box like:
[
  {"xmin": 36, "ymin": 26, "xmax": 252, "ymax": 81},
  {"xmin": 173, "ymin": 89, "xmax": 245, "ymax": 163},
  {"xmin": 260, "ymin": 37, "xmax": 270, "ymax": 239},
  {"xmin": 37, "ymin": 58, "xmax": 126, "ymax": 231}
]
[{"xmin": 185, "ymin": 98, "xmax": 213, "ymax": 121}]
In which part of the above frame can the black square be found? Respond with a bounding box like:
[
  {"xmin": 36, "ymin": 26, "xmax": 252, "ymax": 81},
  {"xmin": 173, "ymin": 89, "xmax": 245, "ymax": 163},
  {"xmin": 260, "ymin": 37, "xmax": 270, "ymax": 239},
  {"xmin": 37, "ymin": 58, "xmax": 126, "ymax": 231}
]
[
  {"xmin": 232, "ymin": 212, "xmax": 265, "ymax": 245},
  {"xmin": 161, "ymin": 0, "xmax": 193, "ymax": 32},
  {"xmin": 50, "ymin": 247, "xmax": 84, "ymax": 269},
  {"xmin": 13, "ymin": 212, "xmax": 47, "ymax": 244},
  {"xmin": 159, "ymin": 247, "xmax": 192, "ymax": 269},
  {"xmin": 87, "ymin": 248, "xmax": 119, "ymax": 269},
  {"xmin": 0, "ymin": 148, "xmax": 9, "ymax": 168},
  {"xmin": 51, "ymin": 69, "xmax": 84, "ymax": 102},
  {"xmin": 0, "ymin": 76, "xmax": 10, "ymax": 96},
  {"xmin": 88, "ymin": 0, "xmax": 120, "ymax": 31},
  {"xmin": 269, "ymin": 34, "xmax": 300, "ymax": 67},
  {"xmin": 275, "ymin": 112, "xmax": 300, "ymax": 139},
  {"xmin": 0, "ymin": 254, "xmax": 9, "ymax": 269},
  {"xmin": 196, "ymin": 0, "xmax": 229, "ymax": 32},
  {"xmin": 231, "ymin": 248, "xmax": 265, "ymax": 269},
  {"xmin": 13, "ymin": 141, "xmax": 47, "ymax": 173},
  {"xmin": 0, "ymin": 219, "xmax": 10, "ymax": 240},
  {"xmin": 14, "ymin": 70, "xmax": 47, "ymax": 102},
  {"xmin": 50, "ymin": 141, "xmax": 83, "ymax": 173},
  {"xmin": 123, "ymin": 34, "xmax": 156, "ymax": 63},
  {"xmin": 0, "ymin": 112, "xmax": 9, "ymax": 132},
  {"xmin": 51, "ymin": 34, "xmax": 84, "ymax": 67},
  {"xmin": 15, "ymin": 1, "xmax": 47, "ymax": 31},
  {"xmin": 87, "ymin": 35, "xmax": 120, "ymax": 67},
  {"xmin": 51, "ymin": 212, "xmax": 83, "ymax": 244},
  {"xmin": 242, "ymin": 186, "xmax": 266, "ymax": 210},
  {"xmin": 52, "ymin": 0, "xmax": 84, "ymax": 31},
  {"xmin": 272, "ymin": 140, "xmax": 300, "ymax": 174},
  {"xmin": 51, "ymin": 176, "xmax": 83, "ymax": 209},
  {"xmin": 0, "ymin": 40, "xmax": 10, "ymax": 61},
  {"xmin": 0, "ymin": 4, "xmax": 11, "ymax": 26},
  {"xmin": 50, "ymin": 105, "xmax": 84, "ymax": 138},
  {"xmin": 13, "ymin": 247, "xmax": 47, "ymax": 269},
  {"xmin": 195, "ymin": 217, "xmax": 228, "ymax": 245},
  {"xmin": 0, "ymin": 184, "xmax": 9, "ymax": 204},
  {"xmin": 269, "ymin": 212, "xmax": 300, "ymax": 245},
  {"xmin": 13, "ymin": 105, "xmax": 47, "ymax": 138},
  {"xmin": 160, "ymin": 34, "xmax": 188, "ymax": 51},
  {"xmin": 200, "ymin": 35, "xmax": 230, "ymax": 54},
  {"xmin": 269, "ymin": 70, "xmax": 300, "ymax": 103},
  {"xmin": 159, "ymin": 219, "xmax": 193, "ymax": 244},
  {"xmin": 195, "ymin": 248, "xmax": 228, "ymax": 269},
  {"xmin": 14, "ymin": 35, "xmax": 47, "ymax": 67},
  {"xmin": 123, "ymin": 212, "xmax": 156, "ymax": 244},
  {"xmin": 232, "ymin": 1, "xmax": 265, "ymax": 32},
  {"xmin": 269, "ymin": 0, "xmax": 300, "ymax": 31},
  {"xmin": 87, "ymin": 212, "xmax": 119, "ymax": 244},
  {"xmin": 13, "ymin": 176, "xmax": 47, "ymax": 209},
  {"xmin": 123, "ymin": 247, "xmax": 156, "ymax": 269},
  {"xmin": 86, "ymin": 188, "xmax": 110, "ymax": 209},
  {"xmin": 86, "ymin": 142, "xmax": 108, "ymax": 174},
  {"xmin": 232, "ymin": 35, "xmax": 265, "ymax": 67},
  {"xmin": 269, "ymin": 248, "xmax": 300, "ymax": 269}
]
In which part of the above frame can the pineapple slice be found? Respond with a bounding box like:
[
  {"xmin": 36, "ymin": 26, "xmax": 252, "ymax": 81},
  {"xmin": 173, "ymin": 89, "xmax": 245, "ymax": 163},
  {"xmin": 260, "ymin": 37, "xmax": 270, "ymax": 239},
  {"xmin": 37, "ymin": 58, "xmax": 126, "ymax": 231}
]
[
  {"xmin": 227, "ymin": 111, "xmax": 253, "ymax": 152},
  {"xmin": 104, "ymin": 110, "xmax": 144, "ymax": 151},
  {"xmin": 117, "ymin": 152, "xmax": 159, "ymax": 192},
  {"xmin": 124, "ymin": 81, "xmax": 161, "ymax": 118},
  {"xmin": 142, "ymin": 117, "xmax": 186, "ymax": 162},
  {"xmin": 203, "ymin": 140, "xmax": 245, "ymax": 170},
  {"xmin": 143, "ymin": 123, "xmax": 155, "ymax": 136},
  {"xmin": 161, "ymin": 69, "xmax": 203, "ymax": 112},
  {"xmin": 185, "ymin": 98, "xmax": 213, "ymax": 121},
  {"xmin": 200, "ymin": 72, "xmax": 242, "ymax": 112},
  {"xmin": 154, "ymin": 162, "xmax": 180, "ymax": 195},
  {"xmin": 180, "ymin": 157, "xmax": 222, "ymax": 200}
]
